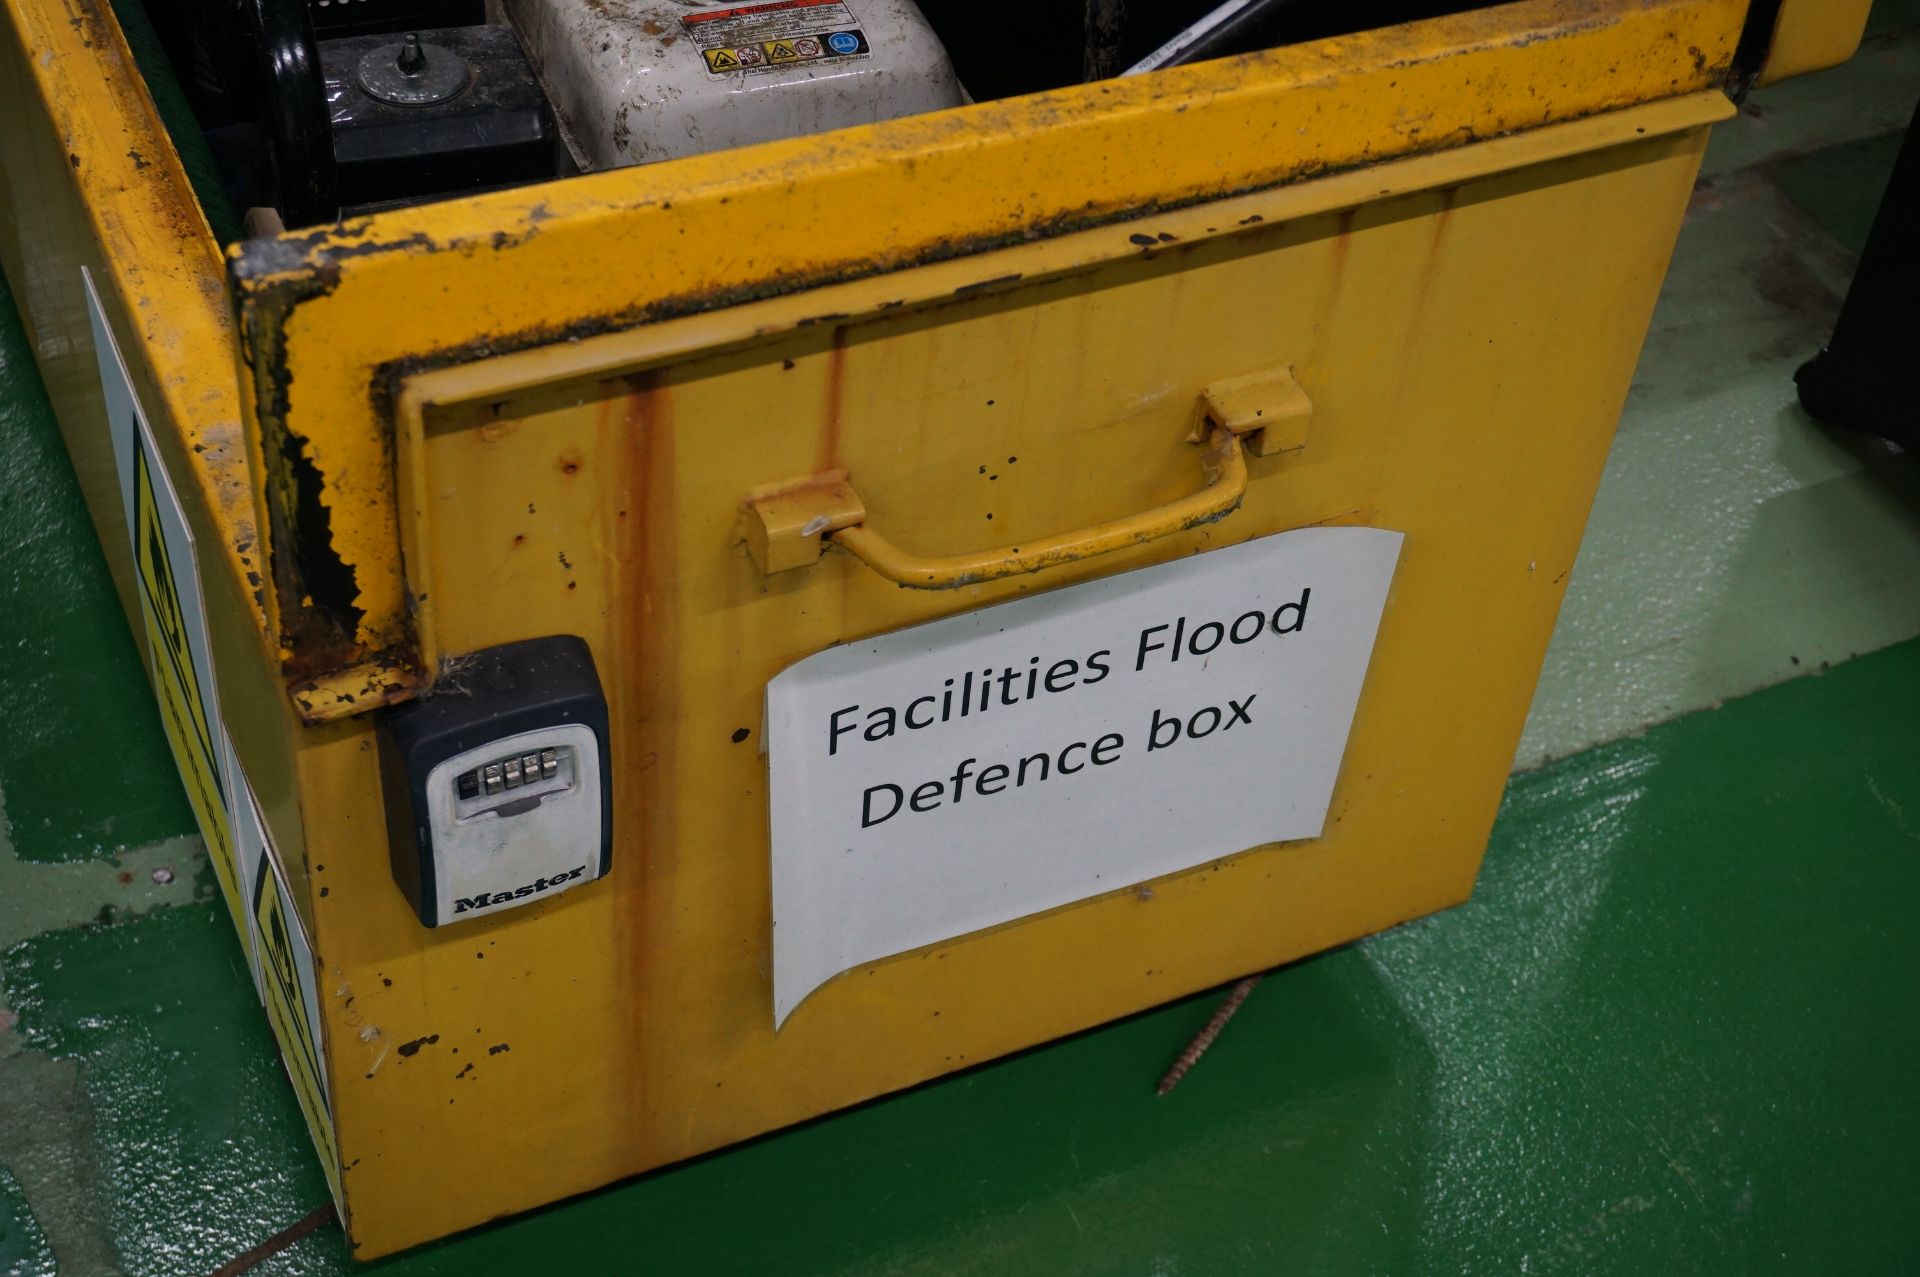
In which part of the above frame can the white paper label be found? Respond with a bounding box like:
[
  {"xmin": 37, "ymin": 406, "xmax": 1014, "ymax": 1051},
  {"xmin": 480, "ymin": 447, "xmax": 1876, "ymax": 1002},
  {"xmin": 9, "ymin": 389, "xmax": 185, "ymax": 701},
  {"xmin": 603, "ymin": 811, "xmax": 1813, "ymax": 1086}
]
[{"xmin": 767, "ymin": 525, "xmax": 1404, "ymax": 1025}]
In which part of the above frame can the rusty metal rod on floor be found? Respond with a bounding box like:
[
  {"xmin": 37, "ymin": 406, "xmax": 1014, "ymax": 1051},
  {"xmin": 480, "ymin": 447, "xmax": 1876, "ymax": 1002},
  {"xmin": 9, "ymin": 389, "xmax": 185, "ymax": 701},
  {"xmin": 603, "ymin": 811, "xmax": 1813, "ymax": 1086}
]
[
  {"xmin": 208, "ymin": 1204, "xmax": 337, "ymax": 1277},
  {"xmin": 1157, "ymin": 974, "xmax": 1263, "ymax": 1095}
]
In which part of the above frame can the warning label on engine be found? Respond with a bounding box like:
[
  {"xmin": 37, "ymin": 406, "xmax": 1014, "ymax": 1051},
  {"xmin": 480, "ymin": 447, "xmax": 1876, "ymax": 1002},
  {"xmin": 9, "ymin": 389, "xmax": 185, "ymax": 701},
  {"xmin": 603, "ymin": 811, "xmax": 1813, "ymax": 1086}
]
[{"xmin": 684, "ymin": 0, "xmax": 870, "ymax": 77}]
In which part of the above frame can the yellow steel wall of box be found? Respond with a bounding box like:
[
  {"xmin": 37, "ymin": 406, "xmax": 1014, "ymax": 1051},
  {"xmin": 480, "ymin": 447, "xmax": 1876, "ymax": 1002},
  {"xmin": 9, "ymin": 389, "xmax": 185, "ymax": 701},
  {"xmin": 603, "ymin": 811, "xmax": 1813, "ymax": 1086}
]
[
  {"xmin": 1758, "ymin": 0, "xmax": 1875, "ymax": 84},
  {"xmin": 0, "ymin": 0, "xmax": 1861, "ymax": 1256},
  {"xmin": 349, "ymin": 113, "xmax": 1729, "ymax": 1251}
]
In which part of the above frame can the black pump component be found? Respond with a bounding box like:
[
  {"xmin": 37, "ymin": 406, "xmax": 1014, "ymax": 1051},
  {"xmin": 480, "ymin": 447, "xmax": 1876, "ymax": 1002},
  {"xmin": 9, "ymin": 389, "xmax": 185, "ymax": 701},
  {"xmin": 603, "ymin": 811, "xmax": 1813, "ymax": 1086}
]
[
  {"xmin": 173, "ymin": 0, "xmax": 551, "ymax": 227},
  {"xmin": 308, "ymin": 0, "xmax": 484, "ymax": 40},
  {"xmin": 1795, "ymin": 104, "xmax": 1920, "ymax": 449},
  {"xmin": 322, "ymin": 25, "xmax": 561, "ymax": 215},
  {"xmin": 157, "ymin": 0, "xmax": 1494, "ymax": 226},
  {"xmin": 243, "ymin": 0, "xmax": 338, "ymax": 226}
]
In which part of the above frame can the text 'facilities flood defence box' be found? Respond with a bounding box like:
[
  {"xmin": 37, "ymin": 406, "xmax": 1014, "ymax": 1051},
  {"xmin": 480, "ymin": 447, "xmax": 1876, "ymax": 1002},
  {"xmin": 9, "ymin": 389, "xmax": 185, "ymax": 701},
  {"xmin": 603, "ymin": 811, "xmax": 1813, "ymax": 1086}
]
[{"xmin": 0, "ymin": 0, "xmax": 1867, "ymax": 1255}]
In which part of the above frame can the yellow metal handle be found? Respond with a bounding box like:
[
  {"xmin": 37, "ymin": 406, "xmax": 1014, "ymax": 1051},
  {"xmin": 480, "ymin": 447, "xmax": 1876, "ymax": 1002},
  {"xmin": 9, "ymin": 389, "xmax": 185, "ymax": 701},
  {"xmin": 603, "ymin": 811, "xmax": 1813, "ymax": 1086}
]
[
  {"xmin": 745, "ymin": 427, "xmax": 1248, "ymax": 590},
  {"xmin": 835, "ymin": 429, "xmax": 1248, "ymax": 589},
  {"xmin": 743, "ymin": 368, "xmax": 1310, "ymax": 588}
]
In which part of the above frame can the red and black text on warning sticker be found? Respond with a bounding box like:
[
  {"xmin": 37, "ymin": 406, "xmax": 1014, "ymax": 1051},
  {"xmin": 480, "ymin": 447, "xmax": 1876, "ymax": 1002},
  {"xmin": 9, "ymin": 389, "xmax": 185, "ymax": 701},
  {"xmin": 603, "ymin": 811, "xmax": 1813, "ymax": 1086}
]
[{"xmin": 683, "ymin": 0, "xmax": 870, "ymax": 76}]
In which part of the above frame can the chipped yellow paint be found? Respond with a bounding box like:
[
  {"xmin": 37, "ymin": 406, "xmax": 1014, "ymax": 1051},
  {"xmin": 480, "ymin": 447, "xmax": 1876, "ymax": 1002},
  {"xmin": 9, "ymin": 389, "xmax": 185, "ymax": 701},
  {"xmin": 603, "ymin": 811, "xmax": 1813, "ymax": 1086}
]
[
  {"xmin": 234, "ymin": 0, "xmax": 1748, "ymax": 711},
  {"xmin": 384, "ymin": 87, "xmax": 1732, "ymax": 672},
  {"xmin": 286, "ymin": 656, "xmax": 427, "ymax": 725}
]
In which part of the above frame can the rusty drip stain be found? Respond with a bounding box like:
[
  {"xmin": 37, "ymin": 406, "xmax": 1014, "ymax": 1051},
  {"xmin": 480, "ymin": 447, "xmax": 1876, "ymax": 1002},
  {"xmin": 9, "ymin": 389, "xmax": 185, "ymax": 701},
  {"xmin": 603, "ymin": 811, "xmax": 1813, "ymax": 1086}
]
[
  {"xmin": 1328, "ymin": 207, "xmax": 1356, "ymax": 289},
  {"xmin": 817, "ymin": 327, "xmax": 849, "ymax": 473},
  {"xmin": 1309, "ymin": 206, "xmax": 1359, "ymax": 360},
  {"xmin": 1394, "ymin": 185, "xmax": 1459, "ymax": 366},
  {"xmin": 613, "ymin": 371, "xmax": 681, "ymax": 1142}
]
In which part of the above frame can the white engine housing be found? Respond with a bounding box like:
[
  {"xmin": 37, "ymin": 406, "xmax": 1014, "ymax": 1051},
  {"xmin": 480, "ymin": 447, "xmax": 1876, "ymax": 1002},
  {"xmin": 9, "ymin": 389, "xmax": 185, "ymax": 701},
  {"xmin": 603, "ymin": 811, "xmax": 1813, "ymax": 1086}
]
[{"xmin": 502, "ymin": 0, "xmax": 966, "ymax": 170}]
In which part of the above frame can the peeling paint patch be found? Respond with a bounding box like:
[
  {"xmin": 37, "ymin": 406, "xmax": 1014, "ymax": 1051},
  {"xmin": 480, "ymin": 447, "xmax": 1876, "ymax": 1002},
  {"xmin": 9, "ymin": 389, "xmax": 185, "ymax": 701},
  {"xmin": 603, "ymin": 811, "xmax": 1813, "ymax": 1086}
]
[{"xmin": 396, "ymin": 1033, "xmax": 441, "ymax": 1058}]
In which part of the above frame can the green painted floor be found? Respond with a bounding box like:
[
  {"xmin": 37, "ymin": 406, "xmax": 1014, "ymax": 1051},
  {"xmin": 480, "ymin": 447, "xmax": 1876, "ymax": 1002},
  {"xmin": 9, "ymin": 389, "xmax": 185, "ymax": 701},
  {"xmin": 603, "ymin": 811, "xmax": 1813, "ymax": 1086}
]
[{"xmin": 5, "ymin": 15, "xmax": 1920, "ymax": 1274}]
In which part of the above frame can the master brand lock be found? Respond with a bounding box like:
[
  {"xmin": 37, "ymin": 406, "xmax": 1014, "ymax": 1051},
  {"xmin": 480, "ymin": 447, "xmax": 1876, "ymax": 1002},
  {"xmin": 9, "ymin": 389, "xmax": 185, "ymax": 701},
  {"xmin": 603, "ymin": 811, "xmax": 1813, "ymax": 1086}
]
[{"xmin": 377, "ymin": 635, "xmax": 612, "ymax": 925}]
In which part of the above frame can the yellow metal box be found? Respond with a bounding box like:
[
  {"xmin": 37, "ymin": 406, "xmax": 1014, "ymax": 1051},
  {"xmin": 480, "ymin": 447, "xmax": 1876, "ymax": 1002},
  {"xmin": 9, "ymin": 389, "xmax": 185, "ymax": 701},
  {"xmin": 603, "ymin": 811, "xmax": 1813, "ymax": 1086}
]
[{"xmin": 0, "ymin": 0, "xmax": 1866, "ymax": 1256}]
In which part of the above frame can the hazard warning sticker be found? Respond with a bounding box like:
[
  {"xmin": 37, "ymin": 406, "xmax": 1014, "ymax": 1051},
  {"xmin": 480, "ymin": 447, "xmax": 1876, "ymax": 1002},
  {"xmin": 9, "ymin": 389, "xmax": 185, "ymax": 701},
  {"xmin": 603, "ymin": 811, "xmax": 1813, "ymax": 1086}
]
[
  {"xmin": 684, "ymin": 0, "xmax": 870, "ymax": 77},
  {"xmin": 84, "ymin": 270, "xmax": 249, "ymax": 942},
  {"xmin": 248, "ymin": 773, "xmax": 342, "ymax": 1206},
  {"xmin": 88, "ymin": 270, "xmax": 341, "ymax": 1208}
]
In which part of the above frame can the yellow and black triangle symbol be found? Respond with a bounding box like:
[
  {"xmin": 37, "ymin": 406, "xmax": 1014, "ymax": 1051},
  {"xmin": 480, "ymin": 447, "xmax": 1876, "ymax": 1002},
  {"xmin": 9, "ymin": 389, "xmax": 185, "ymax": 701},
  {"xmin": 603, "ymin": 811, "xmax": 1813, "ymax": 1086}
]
[
  {"xmin": 767, "ymin": 39, "xmax": 799, "ymax": 61},
  {"xmin": 705, "ymin": 48, "xmax": 740, "ymax": 71}
]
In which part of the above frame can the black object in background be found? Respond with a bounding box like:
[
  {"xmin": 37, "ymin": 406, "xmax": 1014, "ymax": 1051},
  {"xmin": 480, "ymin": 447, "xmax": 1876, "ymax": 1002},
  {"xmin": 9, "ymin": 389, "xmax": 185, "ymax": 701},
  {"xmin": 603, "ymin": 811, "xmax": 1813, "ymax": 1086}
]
[
  {"xmin": 1796, "ymin": 103, "xmax": 1920, "ymax": 449},
  {"xmin": 323, "ymin": 25, "xmax": 561, "ymax": 216},
  {"xmin": 918, "ymin": 0, "xmax": 1484, "ymax": 100}
]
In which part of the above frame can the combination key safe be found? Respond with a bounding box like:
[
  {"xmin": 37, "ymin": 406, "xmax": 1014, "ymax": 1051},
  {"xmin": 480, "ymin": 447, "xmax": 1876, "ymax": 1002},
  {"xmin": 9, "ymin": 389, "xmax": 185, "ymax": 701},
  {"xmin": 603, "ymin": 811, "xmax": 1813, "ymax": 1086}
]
[{"xmin": 378, "ymin": 635, "xmax": 613, "ymax": 925}]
